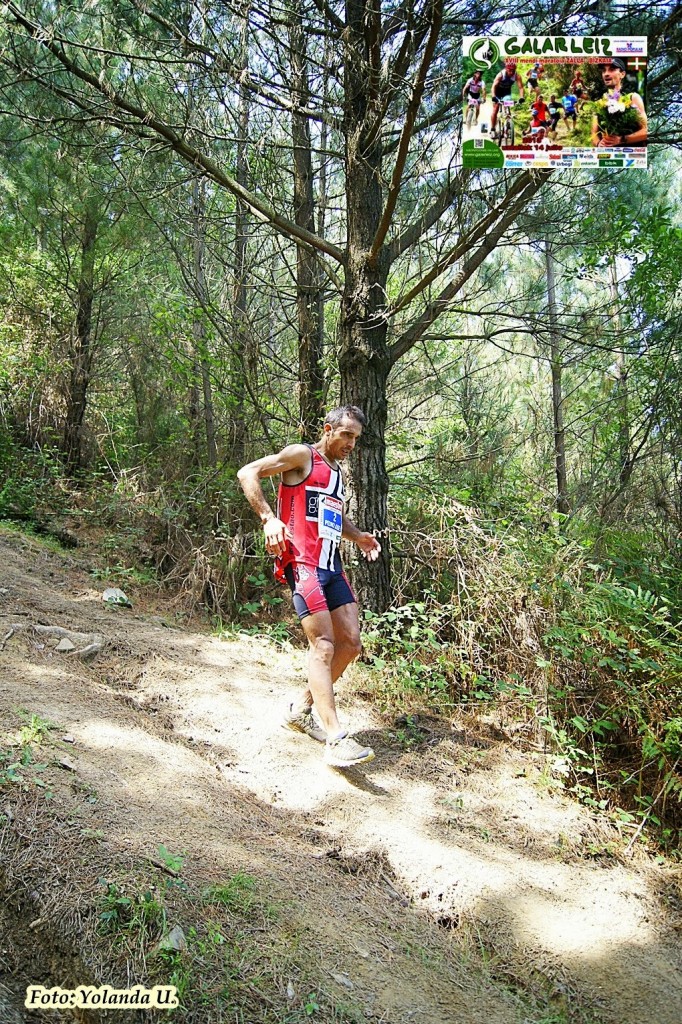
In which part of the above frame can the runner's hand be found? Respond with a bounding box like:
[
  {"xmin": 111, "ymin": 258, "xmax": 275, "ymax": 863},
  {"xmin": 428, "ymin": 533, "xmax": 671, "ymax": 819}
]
[
  {"xmin": 356, "ymin": 532, "xmax": 381, "ymax": 562},
  {"xmin": 263, "ymin": 517, "xmax": 291, "ymax": 556}
]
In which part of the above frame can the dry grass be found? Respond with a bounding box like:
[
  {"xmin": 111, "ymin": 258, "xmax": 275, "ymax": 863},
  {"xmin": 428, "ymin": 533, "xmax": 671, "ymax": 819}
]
[{"xmin": 0, "ymin": 791, "xmax": 367, "ymax": 1024}]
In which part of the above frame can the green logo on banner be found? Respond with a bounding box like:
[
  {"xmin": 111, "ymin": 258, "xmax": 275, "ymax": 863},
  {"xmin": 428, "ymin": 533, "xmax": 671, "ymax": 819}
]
[
  {"xmin": 462, "ymin": 140, "xmax": 504, "ymax": 169},
  {"xmin": 469, "ymin": 38, "xmax": 500, "ymax": 70}
]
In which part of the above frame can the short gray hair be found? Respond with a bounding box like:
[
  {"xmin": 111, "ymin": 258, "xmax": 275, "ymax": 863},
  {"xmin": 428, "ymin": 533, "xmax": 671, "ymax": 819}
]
[{"xmin": 324, "ymin": 405, "xmax": 367, "ymax": 429}]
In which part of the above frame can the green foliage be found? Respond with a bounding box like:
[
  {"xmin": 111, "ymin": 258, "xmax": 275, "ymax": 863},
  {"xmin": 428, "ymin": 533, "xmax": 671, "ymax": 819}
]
[
  {"xmin": 0, "ymin": 710, "xmax": 58, "ymax": 800},
  {"xmin": 98, "ymin": 880, "xmax": 166, "ymax": 937},
  {"xmin": 361, "ymin": 482, "xmax": 682, "ymax": 844},
  {"xmin": 0, "ymin": 442, "xmax": 64, "ymax": 521},
  {"xmin": 156, "ymin": 843, "xmax": 187, "ymax": 875},
  {"xmin": 14, "ymin": 710, "xmax": 57, "ymax": 746},
  {"xmin": 203, "ymin": 872, "xmax": 276, "ymax": 921},
  {"xmin": 305, "ymin": 992, "xmax": 321, "ymax": 1016},
  {"xmin": 539, "ymin": 573, "xmax": 682, "ymax": 840},
  {"xmin": 0, "ymin": 745, "xmax": 52, "ymax": 798},
  {"xmin": 238, "ymin": 571, "xmax": 285, "ymax": 617},
  {"xmin": 90, "ymin": 563, "xmax": 158, "ymax": 586},
  {"xmin": 363, "ymin": 599, "xmax": 457, "ymax": 701}
]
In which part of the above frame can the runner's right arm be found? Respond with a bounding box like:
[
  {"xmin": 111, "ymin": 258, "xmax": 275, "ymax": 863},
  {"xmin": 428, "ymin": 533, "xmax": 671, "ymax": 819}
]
[{"xmin": 237, "ymin": 445, "xmax": 310, "ymax": 556}]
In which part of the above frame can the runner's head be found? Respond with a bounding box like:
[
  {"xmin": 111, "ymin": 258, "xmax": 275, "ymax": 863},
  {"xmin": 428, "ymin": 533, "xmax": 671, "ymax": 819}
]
[
  {"xmin": 324, "ymin": 406, "xmax": 366, "ymax": 431},
  {"xmin": 601, "ymin": 58, "xmax": 627, "ymax": 89},
  {"xmin": 322, "ymin": 406, "xmax": 366, "ymax": 459}
]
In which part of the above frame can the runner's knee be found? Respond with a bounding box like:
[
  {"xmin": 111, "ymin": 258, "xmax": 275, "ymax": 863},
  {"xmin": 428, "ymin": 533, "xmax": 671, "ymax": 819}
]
[
  {"xmin": 337, "ymin": 634, "xmax": 362, "ymax": 661},
  {"xmin": 309, "ymin": 635, "xmax": 335, "ymax": 664}
]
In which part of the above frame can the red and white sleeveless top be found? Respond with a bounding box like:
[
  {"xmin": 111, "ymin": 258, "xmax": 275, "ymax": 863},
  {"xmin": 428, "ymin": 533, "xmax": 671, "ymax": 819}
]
[{"xmin": 275, "ymin": 445, "xmax": 344, "ymax": 579}]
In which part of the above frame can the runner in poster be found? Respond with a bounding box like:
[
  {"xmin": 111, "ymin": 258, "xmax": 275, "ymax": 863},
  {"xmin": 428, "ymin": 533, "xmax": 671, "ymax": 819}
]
[
  {"xmin": 531, "ymin": 94, "xmax": 551, "ymax": 128},
  {"xmin": 547, "ymin": 95, "xmax": 563, "ymax": 135},
  {"xmin": 570, "ymin": 69, "xmax": 585, "ymax": 108},
  {"xmin": 590, "ymin": 58, "xmax": 648, "ymax": 146},
  {"xmin": 526, "ymin": 61, "xmax": 544, "ymax": 95},
  {"xmin": 561, "ymin": 88, "xmax": 579, "ymax": 131}
]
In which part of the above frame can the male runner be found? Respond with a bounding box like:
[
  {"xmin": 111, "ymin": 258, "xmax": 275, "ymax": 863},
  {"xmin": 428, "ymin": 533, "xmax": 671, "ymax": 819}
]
[
  {"xmin": 561, "ymin": 89, "xmax": 579, "ymax": 130},
  {"xmin": 591, "ymin": 58, "xmax": 647, "ymax": 146},
  {"xmin": 547, "ymin": 94, "xmax": 563, "ymax": 134},
  {"xmin": 526, "ymin": 61, "xmax": 543, "ymax": 94},
  {"xmin": 570, "ymin": 70, "xmax": 585, "ymax": 108},
  {"xmin": 530, "ymin": 93, "xmax": 550, "ymax": 128},
  {"xmin": 237, "ymin": 406, "xmax": 381, "ymax": 768}
]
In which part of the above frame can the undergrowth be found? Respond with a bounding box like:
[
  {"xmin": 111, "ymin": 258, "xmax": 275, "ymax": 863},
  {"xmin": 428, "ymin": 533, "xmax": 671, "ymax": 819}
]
[{"xmin": 359, "ymin": 496, "xmax": 682, "ymax": 853}]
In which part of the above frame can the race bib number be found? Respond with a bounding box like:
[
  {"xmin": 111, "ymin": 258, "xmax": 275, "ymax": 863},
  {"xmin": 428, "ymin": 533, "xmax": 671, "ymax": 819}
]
[{"xmin": 318, "ymin": 495, "xmax": 343, "ymax": 542}]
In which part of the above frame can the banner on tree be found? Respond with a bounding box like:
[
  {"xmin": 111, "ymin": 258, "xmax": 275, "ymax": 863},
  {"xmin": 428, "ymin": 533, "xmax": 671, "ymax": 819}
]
[{"xmin": 461, "ymin": 37, "xmax": 648, "ymax": 169}]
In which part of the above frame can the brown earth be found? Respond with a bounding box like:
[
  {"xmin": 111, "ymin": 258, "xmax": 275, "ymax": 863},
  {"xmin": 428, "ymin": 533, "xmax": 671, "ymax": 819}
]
[{"xmin": 1, "ymin": 526, "xmax": 681, "ymax": 1024}]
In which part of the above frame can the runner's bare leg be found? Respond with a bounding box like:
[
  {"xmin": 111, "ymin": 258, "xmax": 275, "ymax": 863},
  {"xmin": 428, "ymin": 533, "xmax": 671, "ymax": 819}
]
[
  {"xmin": 297, "ymin": 609, "xmax": 343, "ymax": 738},
  {"xmin": 296, "ymin": 603, "xmax": 361, "ymax": 729}
]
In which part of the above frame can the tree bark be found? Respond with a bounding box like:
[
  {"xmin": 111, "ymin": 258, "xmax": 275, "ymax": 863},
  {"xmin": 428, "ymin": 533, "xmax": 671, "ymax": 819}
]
[
  {"xmin": 63, "ymin": 203, "xmax": 98, "ymax": 475},
  {"xmin": 191, "ymin": 176, "xmax": 218, "ymax": 468},
  {"xmin": 545, "ymin": 241, "xmax": 569, "ymax": 515},
  {"xmin": 289, "ymin": 4, "xmax": 325, "ymax": 438},
  {"xmin": 610, "ymin": 258, "xmax": 630, "ymax": 486},
  {"xmin": 339, "ymin": 0, "xmax": 392, "ymax": 612},
  {"xmin": 230, "ymin": 11, "xmax": 251, "ymax": 467}
]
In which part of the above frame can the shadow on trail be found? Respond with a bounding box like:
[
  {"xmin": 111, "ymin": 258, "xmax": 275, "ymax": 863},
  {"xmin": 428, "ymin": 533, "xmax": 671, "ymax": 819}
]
[{"xmin": 327, "ymin": 764, "xmax": 390, "ymax": 796}]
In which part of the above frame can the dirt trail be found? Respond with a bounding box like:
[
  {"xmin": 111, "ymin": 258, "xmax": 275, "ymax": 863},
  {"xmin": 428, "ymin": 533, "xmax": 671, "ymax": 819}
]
[{"xmin": 1, "ymin": 528, "xmax": 681, "ymax": 1024}]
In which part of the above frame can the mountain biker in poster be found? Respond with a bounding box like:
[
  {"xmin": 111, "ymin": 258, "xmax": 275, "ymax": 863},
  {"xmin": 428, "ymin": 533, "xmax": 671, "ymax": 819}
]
[{"xmin": 490, "ymin": 59, "xmax": 525, "ymax": 138}]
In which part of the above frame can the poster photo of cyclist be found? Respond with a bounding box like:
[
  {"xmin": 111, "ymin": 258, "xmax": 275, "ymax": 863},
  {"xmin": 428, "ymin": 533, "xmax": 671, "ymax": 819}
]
[{"xmin": 462, "ymin": 36, "xmax": 647, "ymax": 170}]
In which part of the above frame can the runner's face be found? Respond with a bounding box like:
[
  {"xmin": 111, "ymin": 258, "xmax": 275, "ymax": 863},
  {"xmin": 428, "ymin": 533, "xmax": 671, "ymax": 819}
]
[
  {"xmin": 324, "ymin": 417, "xmax": 362, "ymax": 460},
  {"xmin": 602, "ymin": 65, "xmax": 625, "ymax": 90}
]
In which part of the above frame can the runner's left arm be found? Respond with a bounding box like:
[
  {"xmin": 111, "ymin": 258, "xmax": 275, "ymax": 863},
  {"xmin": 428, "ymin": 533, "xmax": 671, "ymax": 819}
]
[{"xmin": 342, "ymin": 515, "xmax": 382, "ymax": 562}]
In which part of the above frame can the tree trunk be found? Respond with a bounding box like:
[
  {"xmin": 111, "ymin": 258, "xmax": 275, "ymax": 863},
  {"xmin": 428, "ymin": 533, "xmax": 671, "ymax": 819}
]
[
  {"xmin": 610, "ymin": 258, "xmax": 630, "ymax": 486},
  {"xmin": 191, "ymin": 176, "xmax": 217, "ymax": 468},
  {"xmin": 63, "ymin": 203, "xmax": 98, "ymax": 475},
  {"xmin": 339, "ymin": 0, "xmax": 392, "ymax": 612},
  {"xmin": 545, "ymin": 241, "xmax": 569, "ymax": 515},
  {"xmin": 289, "ymin": 4, "xmax": 325, "ymax": 438},
  {"xmin": 230, "ymin": 12, "xmax": 251, "ymax": 467},
  {"xmin": 600, "ymin": 258, "xmax": 631, "ymax": 523},
  {"xmin": 340, "ymin": 309, "xmax": 392, "ymax": 612}
]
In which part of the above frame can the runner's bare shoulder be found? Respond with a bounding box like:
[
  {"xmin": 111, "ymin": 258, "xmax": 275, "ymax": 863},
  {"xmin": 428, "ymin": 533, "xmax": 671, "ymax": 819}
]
[
  {"xmin": 276, "ymin": 444, "xmax": 313, "ymax": 484},
  {"xmin": 241, "ymin": 444, "xmax": 311, "ymax": 483}
]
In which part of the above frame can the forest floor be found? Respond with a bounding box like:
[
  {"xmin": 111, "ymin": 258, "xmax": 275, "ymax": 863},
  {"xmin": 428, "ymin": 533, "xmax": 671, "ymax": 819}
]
[{"xmin": 1, "ymin": 525, "xmax": 681, "ymax": 1024}]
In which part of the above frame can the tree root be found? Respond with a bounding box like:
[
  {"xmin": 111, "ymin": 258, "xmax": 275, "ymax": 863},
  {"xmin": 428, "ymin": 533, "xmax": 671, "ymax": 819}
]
[{"xmin": 32, "ymin": 625, "xmax": 106, "ymax": 661}]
